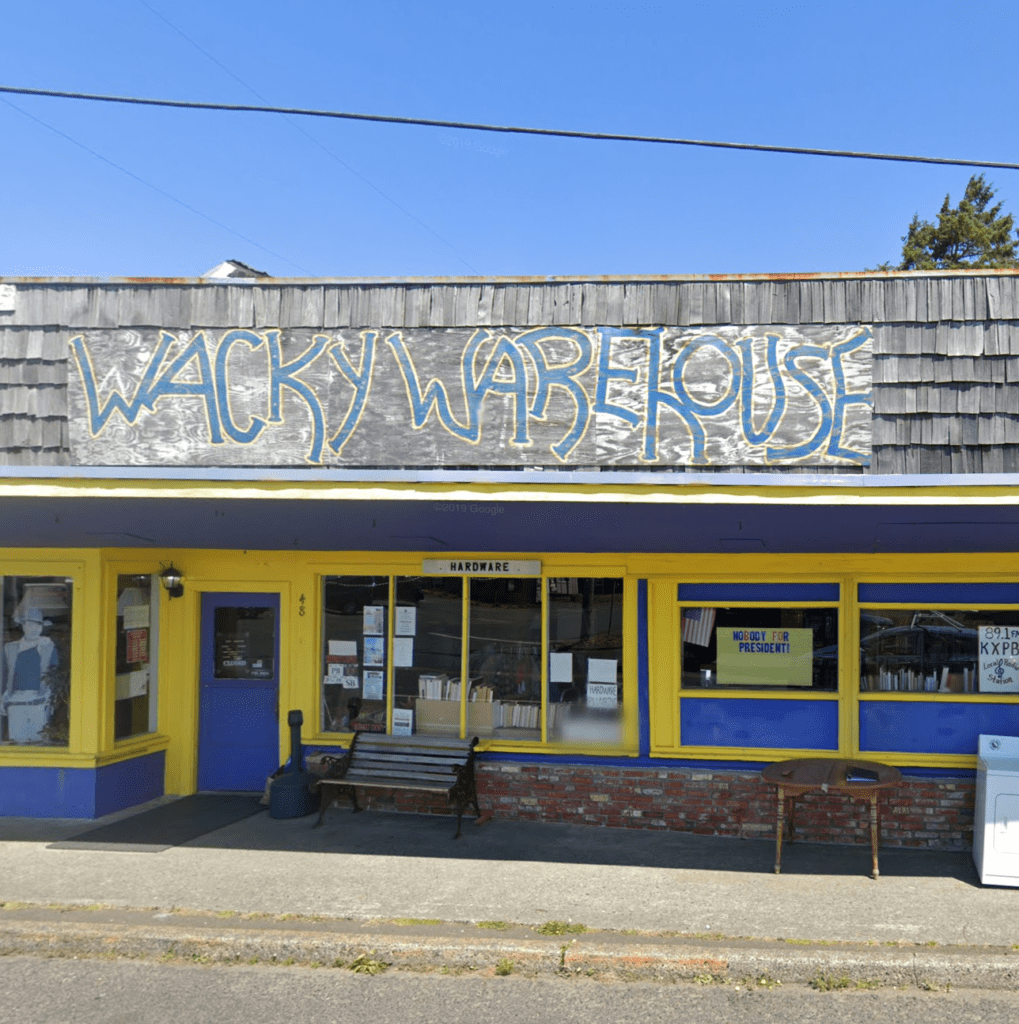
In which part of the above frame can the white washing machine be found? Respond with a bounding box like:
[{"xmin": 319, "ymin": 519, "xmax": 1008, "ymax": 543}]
[{"xmin": 974, "ymin": 734, "xmax": 1019, "ymax": 887}]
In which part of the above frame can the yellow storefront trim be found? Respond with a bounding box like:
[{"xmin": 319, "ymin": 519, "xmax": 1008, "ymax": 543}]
[{"xmin": 4, "ymin": 544, "xmax": 1019, "ymax": 788}]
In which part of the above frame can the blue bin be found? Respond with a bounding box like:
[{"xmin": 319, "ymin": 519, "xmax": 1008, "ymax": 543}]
[{"xmin": 269, "ymin": 771, "xmax": 317, "ymax": 819}]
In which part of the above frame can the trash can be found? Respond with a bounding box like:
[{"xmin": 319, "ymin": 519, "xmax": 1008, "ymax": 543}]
[
  {"xmin": 269, "ymin": 709, "xmax": 320, "ymax": 819},
  {"xmin": 269, "ymin": 770, "xmax": 316, "ymax": 819}
]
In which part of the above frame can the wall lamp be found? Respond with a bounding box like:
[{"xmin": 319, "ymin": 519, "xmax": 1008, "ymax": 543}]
[{"xmin": 159, "ymin": 564, "xmax": 184, "ymax": 600}]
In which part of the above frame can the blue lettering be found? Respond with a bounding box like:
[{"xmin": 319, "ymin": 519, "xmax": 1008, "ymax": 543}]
[
  {"xmin": 328, "ymin": 331, "xmax": 378, "ymax": 455},
  {"xmin": 466, "ymin": 334, "xmax": 531, "ymax": 446},
  {"xmin": 737, "ymin": 334, "xmax": 786, "ymax": 445},
  {"xmin": 265, "ymin": 330, "xmax": 328, "ymax": 463},
  {"xmin": 766, "ymin": 344, "xmax": 833, "ymax": 461},
  {"xmin": 387, "ymin": 330, "xmax": 476, "ymax": 442},
  {"xmin": 146, "ymin": 331, "xmax": 223, "ymax": 443},
  {"xmin": 215, "ymin": 330, "xmax": 267, "ymax": 445},
  {"xmin": 516, "ymin": 327, "xmax": 593, "ymax": 461},
  {"xmin": 645, "ymin": 334, "xmax": 740, "ymax": 463},
  {"xmin": 70, "ymin": 332, "xmax": 174, "ymax": 434},
  {"xmin": 595, "ymin": 327, "xmax": 645, "ymax": 428},
  {"xmin": 827, "ymin": 328, "xmax": 872, "ymax": 462}
]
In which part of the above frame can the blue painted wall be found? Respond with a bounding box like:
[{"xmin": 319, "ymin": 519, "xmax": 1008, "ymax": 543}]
[
  {"xmin": 0, "ymin": 752, "xmax": 164, "ymax": 818},
  {"xmin": 860, "ymin": 701, "xmax": 1019, "ymax": 755},
  {"xmin": 681, "ymin": 697, "xmax": 839, "ymax": 749},
  {"xmin": 95, "ymin": 752, "xmax": 165, "ymax": 817}
]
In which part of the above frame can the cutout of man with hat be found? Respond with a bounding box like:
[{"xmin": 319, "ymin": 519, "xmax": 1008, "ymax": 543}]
[{"xmin": 1, "ymin": 606, "xmax": 58, "ymax": 744}]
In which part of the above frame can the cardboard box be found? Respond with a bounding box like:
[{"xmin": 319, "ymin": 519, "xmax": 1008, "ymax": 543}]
[{"xmin": 415, "ymin": 698, "xmax": 499, "ymax": 736}]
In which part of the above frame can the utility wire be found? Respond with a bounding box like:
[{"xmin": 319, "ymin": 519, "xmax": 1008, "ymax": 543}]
[
  {"xmin": 1, "ymin": 83, "xmax": 1018, "ymax": 172},
  {"xmin": 0, "ymin": 94, "xmax": 308, "ymax": 273},
  {"xmin": 134, "ymin": 1, "xmax": 479, "ymax": 273}
]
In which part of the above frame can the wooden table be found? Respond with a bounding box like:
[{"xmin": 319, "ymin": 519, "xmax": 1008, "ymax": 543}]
[{"xmin": 760, "ymin": 757, "xmax": 902, "ymax": 878}]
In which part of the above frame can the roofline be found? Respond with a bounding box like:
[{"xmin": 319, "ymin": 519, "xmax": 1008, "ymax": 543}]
[
  {"xmin": 0, "ymin": 465, "xmax": 1015, "ymax": 490},
  {"xmin": 3, "ymin": 269, "xmax": 1019, "ymax": 286}
]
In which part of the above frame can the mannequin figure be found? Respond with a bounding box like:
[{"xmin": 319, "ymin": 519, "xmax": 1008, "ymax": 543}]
[{"xmin": 1, "ymin": 607, "xmax": 57, "ymax": 744}]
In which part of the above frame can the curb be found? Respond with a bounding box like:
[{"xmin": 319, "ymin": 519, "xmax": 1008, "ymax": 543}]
[{"xmin": 1, "ymin": 909, "xmax": 1018, "ymax": 989}]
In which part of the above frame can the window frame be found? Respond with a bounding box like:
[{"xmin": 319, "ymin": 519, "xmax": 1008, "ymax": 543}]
[{"xmin": 314, "ymin": 566, "xmax": 635, "ymax": 752}]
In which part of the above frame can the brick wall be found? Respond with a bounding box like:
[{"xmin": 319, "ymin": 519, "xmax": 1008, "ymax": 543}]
[{"xmin": 327, "ymin": 761, "xmax": 976, "ymax": 851}]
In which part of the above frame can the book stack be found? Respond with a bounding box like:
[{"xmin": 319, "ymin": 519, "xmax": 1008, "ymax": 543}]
[
  {"xmin": 865, "ymin": 666, "xmax": 975, "ymax": 692},
  {"xmin": 494, "ymin": 703, "xmax": 540, "ymax": 729},
  {"xmin": 418, "ymin": 674, "xmax": 462, "ymax": 700}
]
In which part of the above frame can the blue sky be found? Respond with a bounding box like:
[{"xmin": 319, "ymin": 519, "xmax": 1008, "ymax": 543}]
[{"xmin": 1, "ymin": 1, "xmax": 1016, "ymax": 279}]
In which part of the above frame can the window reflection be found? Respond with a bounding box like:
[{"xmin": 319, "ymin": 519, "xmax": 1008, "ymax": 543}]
[
  {"xmin": 321, "ymin": 576, "xmax": 389, "ymax": 732},
  {"xmin": 395, "ymin": 576, "xmax": 463, "ymax": 737},
  {"xmin": 547, "ymin": 578, "xmax": 623, "ymax": 744},
  {"xmin": 115, "ymin": 574, "xmax": 158, "ymax": 740},
  {"xmin": 680, "ymin": 607, "xmax": 838, "ymax": 691},
  {"xmin": 859, "ymin": 608, "xmax": 1019, "ymax": 693},
  {"xmin": 469, "ymin": 578, "xmax": 541, "ymax": 740}
]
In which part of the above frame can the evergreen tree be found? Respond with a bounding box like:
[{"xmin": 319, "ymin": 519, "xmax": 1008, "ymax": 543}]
[{"xmin": 893, "ymin": 174, "xmax": 1018, "ymax": 270}]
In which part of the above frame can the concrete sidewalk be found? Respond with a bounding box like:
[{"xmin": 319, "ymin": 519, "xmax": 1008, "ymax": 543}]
[{"xmin": 2, "ymin": 797, "xmax": 1018, "ymax": 988}]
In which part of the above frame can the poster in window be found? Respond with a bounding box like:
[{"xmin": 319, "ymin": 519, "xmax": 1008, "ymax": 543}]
[
  {"xmin": 125, "ymin": 629, "xmax": 148, "ymax": 663},
  {"xmin": 716, "ymin": 627, "xmax": 814, "ymax": 686},
  {"xmin": 978, "ymin": 626, "xmax": 1019, "ymax": 693},
  {"xmin": 363, "ymin": 606, "xmax": 385, "ymax": 636},
  {"xmin": 363, "ymin": 636, "xmax": 385, "ymax": 666}
]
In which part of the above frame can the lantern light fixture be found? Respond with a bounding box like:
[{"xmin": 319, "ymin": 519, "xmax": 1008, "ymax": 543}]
[{"xmin": 159, "ymin": 564, "xmax": 184, "ymax": 599}]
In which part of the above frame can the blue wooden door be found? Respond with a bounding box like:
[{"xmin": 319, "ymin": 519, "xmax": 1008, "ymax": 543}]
[{"xmin": 198, "ymin": 593, "xmax": 281, "ymax": 791}]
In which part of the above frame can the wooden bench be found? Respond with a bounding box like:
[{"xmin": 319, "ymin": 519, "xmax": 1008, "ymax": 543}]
[{"xmin": 312, "ymin": 733, "xmax": 483, "ymax": 838}]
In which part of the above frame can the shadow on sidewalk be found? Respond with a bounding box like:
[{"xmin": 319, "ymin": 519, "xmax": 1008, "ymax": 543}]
[
  {"xmin": 198, "ymin": 800, "xmax": 982, "ymax": 885},
  {"xmin": 1, "ymin": 794, "xmax": 980, "ymax": 885}
]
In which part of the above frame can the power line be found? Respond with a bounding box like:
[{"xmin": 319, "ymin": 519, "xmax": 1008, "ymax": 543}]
[
  {"xmin": 1, "ymin": 83, "xmax": 1018, "ymax": 172},
  {"xmin": 0, "ymin": 94, "xmax": 308, "ymax": 273},
  {"xmin": 134, "ymin": 1, "xmax": 479, "ymax": 272}
]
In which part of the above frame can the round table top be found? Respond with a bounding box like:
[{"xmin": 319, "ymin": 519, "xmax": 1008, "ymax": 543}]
[{"xmin": 761, "ymin": 757, "xmax": 902, "ymax": 795}]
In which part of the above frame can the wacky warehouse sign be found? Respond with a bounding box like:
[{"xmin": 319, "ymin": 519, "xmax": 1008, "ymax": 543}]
[{"xmin": 67, "ymin": 324, "xmax": 872, "ymax": 468}]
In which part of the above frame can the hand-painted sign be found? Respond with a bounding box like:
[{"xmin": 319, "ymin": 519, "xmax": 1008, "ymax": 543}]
[
  {"xmin": 978, "ymin": 625, "xmax": 1019, "ymax": 693},
  {"xmin": 68, "ymin": 324, "xmax": 871, "ymax": 467},
  {"xmin": 716, "ymin": 627, "xmax": 815, "ymax": 686}
]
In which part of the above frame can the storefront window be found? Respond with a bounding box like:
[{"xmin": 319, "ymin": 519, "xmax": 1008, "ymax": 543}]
[
  {"xmin": 859, "ymin": 608, "xmax": 1019, "ymax": 693},
  {"xmin": 115, "ymin": 574, "xmax": 158, "ymax": 739},
  {"xmin": 468, "ymin": 578, "xmax": 541, "ymax": 739},
  {"xmin": 1, "ymin": 576, "xmax": 73, "ymax": 747},
  {"xmin": 319, "ymin": 572, "xmax": 628, "ymax": 744},
  {"xmin": 680, "ymin": 606, "xmax": 838, "ymax": 691},
  {"xmin": 395, "ymin": 576, "xmax": 463, "ymax": 736},
  {"xmin": 547, "ymin": 578, "xmax": 624, "ymax": 744},
  {"xmin": 321, "ymin": 576, "xmax": 389, "ymax": 733}
]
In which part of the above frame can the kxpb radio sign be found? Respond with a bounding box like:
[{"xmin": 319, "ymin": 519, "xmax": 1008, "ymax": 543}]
[
  {"xmin": 68, "ymin": 324, "xmax": 872, "ymax": 468},
  {"xmin": 978, "ymin": 626, "xmax": 1019, "ymax": 693}
]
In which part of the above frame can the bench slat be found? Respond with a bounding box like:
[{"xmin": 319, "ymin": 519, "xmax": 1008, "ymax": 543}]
[
  {"xmin": 352, "ymin": 765, "xmax": 460, "ymax": 778},
  {"xmin": 351, "ymin": 754, "xmax": 464, "ymax": 770},
  {"xmin": 352, "ymin": 750, "xmax": 467, "ymax": 765},
  {"xmin": 320, "ymin": 776, "xmax": 450, "ymax": 793},
  {"xmin": 351, "ymin": 735, "xmax": 477, "ymax": 751},
  {"xmin": 346, "ymin": 768, "xmax": 457, "ymax": 786},
  {"xmin": 351, "ymin": 748, "xmax": 467, "ymax": 762}
]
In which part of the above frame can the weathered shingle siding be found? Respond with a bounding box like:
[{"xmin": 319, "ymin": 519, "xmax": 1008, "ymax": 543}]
[
  {"xmin": 2, "ymin": 273, "xmax": 1019, "ymax": 474},
  {"xmin": 0, "ymin": 324, "xmax": 70, "ymax": 465},
  {"xmin": 870, "ymin": 319, "xmax": 1019, "ymax": 475}
]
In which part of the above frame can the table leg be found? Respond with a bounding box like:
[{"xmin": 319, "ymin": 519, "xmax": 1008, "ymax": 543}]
[
  {"xmin": 787, "ymin": 795, "xmax": 796, "ymax": 845},
  {"xmin": 774, "ymin": 787, "xmax": 784, "ymax": 874},
  {"xmin": 870, "ymin": 793, "xmax": 880, "ymax": 879}
]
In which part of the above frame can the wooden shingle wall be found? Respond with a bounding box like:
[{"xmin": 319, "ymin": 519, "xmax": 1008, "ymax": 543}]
[
  {"xmin": 0, "ymin": 326, "xmax": 69, "ymax": 465},
  {"xmin": 2, "ymin": 274, "xmax": 1019, "ymax": 474}
]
